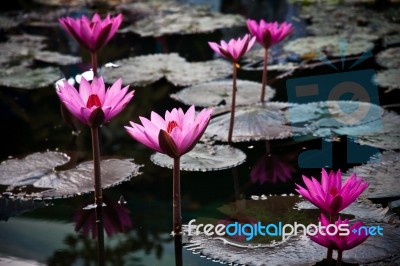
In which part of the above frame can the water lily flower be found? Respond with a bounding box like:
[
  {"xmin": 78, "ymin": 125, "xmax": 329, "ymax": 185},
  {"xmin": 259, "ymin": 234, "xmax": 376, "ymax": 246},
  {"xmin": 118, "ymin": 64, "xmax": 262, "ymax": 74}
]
[
  {"xmin": 59, "ymin": 13, "xmax": 123, "ymax": 53},
  {"xmin": 246, "ymin": 20, "xmax": 294, "ymax": 49},
  {"xmin": 56, "ymin": 76, "xmax": 134, "ymax": 127},
  {"xmin": 125, "ymin": 105, "xmax": 213, "ymax": 159},
  {"xmin": 246, "ymin": 19, "xmax": 293, "ymax": 103},
  {"xmin": 295, "ymin": 169, "xmax": 369, "ymax": 215},
  {"xmin": 208, "ymin": 34, "xmax": 256, "ymax": 63},
  {"xmin": 310, "ymin": 213, "xmax": 369, "ymax": 251},
  {"xmin": 208, "ymin": 34, "xmax": 255, "ymax": 142}
]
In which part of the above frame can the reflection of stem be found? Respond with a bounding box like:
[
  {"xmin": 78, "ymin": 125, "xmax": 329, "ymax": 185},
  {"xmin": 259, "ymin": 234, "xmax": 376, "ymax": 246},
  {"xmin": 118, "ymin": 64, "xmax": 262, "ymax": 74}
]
[
  {"xmin": 228, "ymin": 63, "xmax": 237, "ymax": 143},
  {"xmin": 91, "ymin": 52, "xmax": 98, "ymax": 78},
  {"xmin": 173, "ymin": 157, "xmax": 182, "ymax": 235},
  {"xmin": 91, "ymin": 127, "xmax": 104, "ymax": 266},
  {"xmin": 336, "ymin": 250, "xmax": 342, "ymax": 266},
  {"xmin": 260, "ymin": 49, "xmax": 268, "ymax": 104},
  {"xmin": 232, "ymin": 167, "xmax": 240, "ymax": 206},
  {"xmin": 174, "ymin": 234, "xmax": 183, "ymax": 266},
  {"xmin": 265, "ymin": 140, "xmax": 271, "ymax": 154},
  {"xmin": 326, "ymin": 214, "xmax": 336, "ymax": 263}
]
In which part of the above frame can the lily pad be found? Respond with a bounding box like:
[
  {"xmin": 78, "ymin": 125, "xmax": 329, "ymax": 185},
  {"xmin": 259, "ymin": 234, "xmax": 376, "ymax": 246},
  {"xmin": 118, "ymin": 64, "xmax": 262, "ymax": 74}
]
[
  {"xmin": 0, "ymin": 151, "xmax": 142, "ymax": 199},
  {"xmin": 204, "ymin": 102, "xmax": 308, "ymax": 142},
  {"xmin": 185, "ymin": 196, "xmax": 400, "ymax": 265},
  {"xmin": 375, "ymin": 68, "xmax": 400, "ymax": 92},
  {"xmin": 34, "ymin": 51, "xmax": 82, "ymax": 65},
  {"xmin": 150, "ymin": 143, "xmax": 246, "ymax": 171},
  {"xmin": 0, "ymin": 15, "xmax": 20, "ymax": 30},
  {"xmin": 376, "ymin": 47, "xmax": 400, "ymax": 69},
  {"xmin": 170, "ymin": 79, "xmax": 275, "ymax": 109},
  {"xmin": 334, "ymin": 110, "xmax": 400, "ymax": 150},
  {"xmin": 102, "ymin": 53, "xmax": 231, "ymax": 87},
  {"xmin": 342, "ymin": 151, "xmax": 400, "ymax": 199},
  {"xmin": 284, "ymin": 35, "xmax": 375, "ymax": 59},
  {"xmin": 286, "ymin": 101, "xmax": 384, "ymax": 139},
  {"xmin": 0, "ymin": 34, "xmax": 47, "ymax": 67},
  {"xmin": 0, "ymin": 66, "xmax": 64, "ymax": 89},
  {"xmin": 117, "ymin": 1, "xmax": 245, "ymax": 37}
]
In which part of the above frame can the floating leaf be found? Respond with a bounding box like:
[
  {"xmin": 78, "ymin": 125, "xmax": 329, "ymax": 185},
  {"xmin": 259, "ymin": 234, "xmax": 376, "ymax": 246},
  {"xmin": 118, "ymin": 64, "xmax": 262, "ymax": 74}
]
[
  {"xmin": 34, "ymin": 51, "xmax": 82, "ymax": 65},
  {"xmin": 102, "ymin": 53, "xmax": 231, "ymax": 87},
  {"xmin": 204, "ymin": 102, "xmax": 308, "ymax": 142},
  {"xmin": 117, "ymin": 1, "xmax": 245, "ymax": 37},
  {"xmin": 0, "ymin": 34, "xmax": 47, "ymax": 67},
  {"xmin": 376, "ymin": 47, "xmax": 400, "ymax": 69},
  {"xmin": 284, "ymin": 35, "xmax": 375, "ymax": 58},
  {"xmin": 0, "ymin": 66, "xmax": 64, "ymax": 89},
  {"xmin": 343, "ymin": 151, "xmax": 400, "ymax": 199},
  {"xmin": 334, "ymin": 110, "xmax": 400, "ymax": 150},
  {"xmin": 286, "ymin": 101, "xmax": 384, "ymax": 139},
  {"xmin": 170, "ymin": 79, "xmax": 275, "ymax": 109},
  {"xmin": 0, "ymin": 151, "xmax": 142, "ymax": 199},
  {"xmin": 0, "ymin": 15, "xmax": 20, "ymax": 30},
  {"xmin": 375, "ymin": 68, "xmax": 400, "ymax": 92},
  {"xmin": 150, "ymin": 143, "xmax": 246, "ymax": 171},
  {"xmin": 185, "ymin": 196, "xmax": 400, "ymax": 265}
]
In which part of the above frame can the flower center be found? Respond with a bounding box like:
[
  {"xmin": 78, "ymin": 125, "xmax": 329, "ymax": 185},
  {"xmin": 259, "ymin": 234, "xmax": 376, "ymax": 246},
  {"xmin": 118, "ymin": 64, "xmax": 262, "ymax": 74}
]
[
  {"xmin": 86, "ymin": 94, "xmax": 101, "ymax": 109},
  {"xmin": 329, "ymin": 187, "xmax": 338, "ymax": 197},
  {"xmin": 166, "ymin": 120, "xmax": 178, "ymax": 134}
]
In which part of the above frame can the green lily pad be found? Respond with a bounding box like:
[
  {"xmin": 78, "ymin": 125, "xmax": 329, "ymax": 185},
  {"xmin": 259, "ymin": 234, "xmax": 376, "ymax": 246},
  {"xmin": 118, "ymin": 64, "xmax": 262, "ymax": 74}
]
[
  {"xmin": 0, "ymin": 151, "xmax": 143, "ymax": 199},
  {"xmin": 204, "ymin": 102, "xmax": 308, "ymax": 142},
  {"xmin": 150, "ymin": 143, "xmax": 246, "ymax": 171},
  {"xmin": 170, "ymin": 79, "xmax": 275, "ymax": 109},
  {"xmin": 284, "ymin": 35, "xmax": 375, "ymax": 59},
  {"xmin": 342, "ymin": 151, "xmax": 400, "ymax": 199},
  {"xmin": 117, "ymin": 0, "xmax": 245, "ymax": 37},
  {"xmin": 102, "ymin": 53, "xmax": 231, "ymax": 87},
  {"xmin": 375, "ymin": 68, "xmax": 400, "ymax": 92},
  {"xmin": 0, "ymin": 66, "xmax": 64, "ymax": 89},
  {"xmin": 376, "ymin": 47, "xmax": 400, "ymax": 69}
]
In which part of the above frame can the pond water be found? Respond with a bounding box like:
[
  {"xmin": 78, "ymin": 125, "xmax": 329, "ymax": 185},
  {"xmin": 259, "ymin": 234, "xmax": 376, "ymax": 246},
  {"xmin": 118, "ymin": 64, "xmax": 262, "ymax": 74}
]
[{"xmin": 1, "ymin": 0, "xmax": 400, "ymax": 265}]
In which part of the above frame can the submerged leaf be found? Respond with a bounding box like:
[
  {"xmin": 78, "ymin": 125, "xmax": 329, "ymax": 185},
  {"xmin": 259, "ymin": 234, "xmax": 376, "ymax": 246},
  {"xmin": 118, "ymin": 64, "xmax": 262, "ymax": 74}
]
[
  {"xmin": 170, "ymin": 79, "xmax": 275, "ymax": 109},
  {"xmin": 118, "ymin": 1, "xmax": 245, "ymax": 37},
  {"xmin": 150, "ymin": 143, "xmax": 246, "ymax": 171},
  {"xmin": 102, "ymin": 53, "xmax": 231, "ymax": 87}
]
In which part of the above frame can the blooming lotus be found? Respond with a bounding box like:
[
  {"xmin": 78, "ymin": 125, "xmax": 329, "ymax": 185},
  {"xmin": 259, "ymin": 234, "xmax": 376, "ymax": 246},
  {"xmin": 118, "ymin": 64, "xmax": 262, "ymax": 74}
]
[
  {"xmin": 310, "ymin": 213, "xmax": 369, "ymax": 252},
  {"xmin": 125, "ymin": 105, "xmax": 213, "ymax": 159},
  {"xmin": 56, "ymin": 76, "xmax": 134, "ymax": 127},
  {"xmin": 208, "ymin": 34, "xmax": 256, "ymax": 63},
  {"xmin": 59, "ymin": 13, "xmax": 123, "ymax": 53},
  {"xmin": 246, "ymin": 20, "xmax": 294, "ymax": 49},
  {"xmin": 296, "ymin": 169, "xmax": 368, "ymax": 215}
]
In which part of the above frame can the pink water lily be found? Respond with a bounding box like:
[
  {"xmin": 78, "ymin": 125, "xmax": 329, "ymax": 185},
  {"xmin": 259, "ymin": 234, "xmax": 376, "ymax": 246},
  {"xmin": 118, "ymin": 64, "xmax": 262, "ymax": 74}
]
[
  {"xmin": 296, "ymin": 169, "xmax": 368, "ymax": 215},
  {"xmin": 208, "ymin": 34, "xmax": 256, "ymax": 63},
  {"xmin": 59, "ymin": 13, "xmax": 123, "ymax": 53},
  {"xmin": 310, "ymin": 213, "xmax": 369, "ymax": 251},
  {"xmin": 125, "ymin": 105, "xmax": 212, "ymax": 158},
  {"xmin": 246, "ymin": 19, "xmax": 293, "ymax": 49},
  {"xmin": 56, "ymin": 76, "xmax": 134, "ymax": 127}
]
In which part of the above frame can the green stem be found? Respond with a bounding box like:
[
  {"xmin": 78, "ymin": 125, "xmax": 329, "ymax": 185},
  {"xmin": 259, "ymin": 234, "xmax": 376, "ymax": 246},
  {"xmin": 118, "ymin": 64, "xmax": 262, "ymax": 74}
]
[
  {"xmin": 173, "ymin": 157, "xmax": 182, "ymax": 235},
  {"xmin": 91, "ymin": 127, "xmax": 104, "ymax": 266},
  {"xmin": 260, "ymin": 48, "xmax": 268, "ymax": 104},
  {"xmin": 228, "ymin": 63, "xmax": 237, "ymax": 143},
  {"xmin": 91, "ymin": 52, "xmax": 98, "ymax": 78}
]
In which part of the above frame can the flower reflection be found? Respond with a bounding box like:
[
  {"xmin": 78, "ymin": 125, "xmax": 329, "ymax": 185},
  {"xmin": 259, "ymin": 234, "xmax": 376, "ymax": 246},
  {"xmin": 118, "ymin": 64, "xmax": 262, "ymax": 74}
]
[
  {"xmin": 73, "ymin": 196, "xmax": 133, "ymax": 239},
  {"xmin": 250, "ymin": 153, "xmax": 296, "ymax": 185}
]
